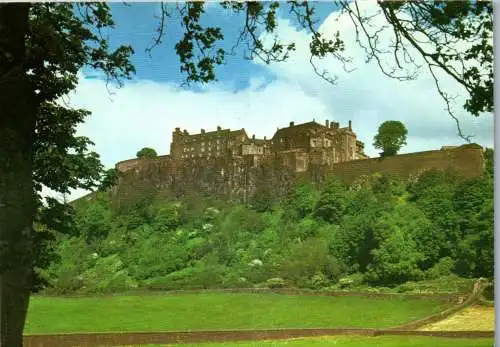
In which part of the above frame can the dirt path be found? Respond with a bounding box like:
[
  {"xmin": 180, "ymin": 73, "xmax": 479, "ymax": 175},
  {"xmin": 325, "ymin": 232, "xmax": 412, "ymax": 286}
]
[{"xmin": 419, "ymin": 305, "xmax": 494, "ymax": 331}]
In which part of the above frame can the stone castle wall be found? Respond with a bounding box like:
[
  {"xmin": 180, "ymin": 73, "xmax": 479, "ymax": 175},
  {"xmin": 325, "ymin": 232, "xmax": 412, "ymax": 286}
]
[{"xmin": 113, "ymin": 144, "xmax": 484, "ymax": 208}]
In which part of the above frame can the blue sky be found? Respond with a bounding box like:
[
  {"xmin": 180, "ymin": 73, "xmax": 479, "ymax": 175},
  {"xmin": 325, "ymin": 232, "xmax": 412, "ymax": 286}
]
[
  {"xmin": 60, "ymin": 1, "xmax": 493, "ymax": 200},
  {"xmin": 86, "ymin": 3, "xmax": 334, "ymax": 89}
]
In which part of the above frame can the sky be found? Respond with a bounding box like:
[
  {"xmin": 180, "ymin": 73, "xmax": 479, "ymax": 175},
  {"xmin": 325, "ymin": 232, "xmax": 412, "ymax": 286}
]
[{"xmin": 57, "ymin": 2, "xmax": 494, "ymax": 201}]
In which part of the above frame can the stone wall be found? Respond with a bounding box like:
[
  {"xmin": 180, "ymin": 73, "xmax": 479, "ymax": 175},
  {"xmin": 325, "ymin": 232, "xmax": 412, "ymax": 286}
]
[
  {"xmin": 327, "ymin": 144, "xmax": 484, "ymax": 183},
  {"xmin": 113, "ymin": 144, "xmax": 484, "ymax": 207}
]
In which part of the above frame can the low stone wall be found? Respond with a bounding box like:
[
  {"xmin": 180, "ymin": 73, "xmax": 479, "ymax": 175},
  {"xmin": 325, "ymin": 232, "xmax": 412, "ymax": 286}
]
[
  {"xmin": 391, "ymin": 280, "xmax": 487, "ymax": 330},
  {"xmin": 23, "ymin": 328, "xmax": 493, "ymax": 347},
  {"xmin": 35, "ymin": 287, "xmax": 462, "ymax": 303}
]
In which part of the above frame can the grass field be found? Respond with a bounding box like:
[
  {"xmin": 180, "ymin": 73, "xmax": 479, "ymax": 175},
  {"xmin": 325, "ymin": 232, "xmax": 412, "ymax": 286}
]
[
  {"xmin": 126, "ymin": 336, "xmax": 494, "ymax": 347},
  {"xmin": 25, "ymin": 293, "xmax": 450, "ymax": 334}
]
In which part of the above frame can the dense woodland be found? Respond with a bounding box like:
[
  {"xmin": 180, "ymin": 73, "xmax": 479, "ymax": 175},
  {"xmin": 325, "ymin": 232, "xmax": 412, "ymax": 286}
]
[{"xmin": 36, "ymin": 149, "xmax": 493, "ymax": 295}]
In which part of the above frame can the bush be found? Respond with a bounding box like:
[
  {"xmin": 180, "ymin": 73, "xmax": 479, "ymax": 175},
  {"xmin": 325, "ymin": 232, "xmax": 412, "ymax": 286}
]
[
  {"xmin": 309, "ymin": 273, "xmax": 329, "ymax": 289},
  {"xmin": 424, "ymin": 257, "xmax": 455, "ymax": 279},
  {"xmin": 338, "ymin": 273, "xmax": 364, "ymax": 289},
  {"xmin": 82, "ymin": 254, "xmax": 137, "ymax": 293},
  {"xmin": 482, "ymin": 282, "xmax": 494, "ymax": 301},
  {"xmin": 266, "ymin": 277, "xmax": 285, "ymax": 289},
  {"xmin": 221, "ymin": 272, "xmax": 249, "ymax": 289},
  {"xmin": 141, "ymin": 260, "xmax": 227, "ymax": 291},
  {"xmin": 396, "ymin": 274, "xmax": 476, "ymax": 294}
]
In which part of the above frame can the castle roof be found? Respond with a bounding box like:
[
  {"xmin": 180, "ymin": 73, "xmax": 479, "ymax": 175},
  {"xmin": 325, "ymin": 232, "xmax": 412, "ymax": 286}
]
[
  {"xmin": 272, "ymin": 121, "xmax": 324, "ymax": 139},
  {"xmin": 230, "ymin": 129, "xmax": 248, "ymax": 138},
  {"xmin": 180, "ymin": 127, "xmax": 248, "ymax": 140}
]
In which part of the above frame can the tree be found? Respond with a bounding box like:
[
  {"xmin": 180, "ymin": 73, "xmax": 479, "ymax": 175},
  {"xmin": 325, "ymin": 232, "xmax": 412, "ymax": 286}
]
[
  {"xmin": 0, "ymin": 1, "xmax": 492, "ymax": 344},
  {"xmin": 0, "ymin": 3, "xmax": 134, "ymax": 345},
  {"xmin": 99, "ymin": 168, "xmax": 118, "ymax": 192},
  {"xmin": 484, "ymin": 148, "xmax": 494, "ymax": 179},
  {"xmin": 136, "ymin": 147, "xmax": 158, "ymax": 159},
  {"xmin": 313, "ymin": 178, "xmax": 348, "ymax": 224},
  {"xmin": 373, "ymin": 121, "xmax": 408, "ymax": 157},
  {"xmin": 280, "ymin": 183, "xmax": 317, "ymax": 222}
]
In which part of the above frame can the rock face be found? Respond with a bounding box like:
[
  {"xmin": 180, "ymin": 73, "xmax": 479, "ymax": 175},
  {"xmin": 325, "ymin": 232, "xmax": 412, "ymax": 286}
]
[{"xmin": 113, "ymin": 143, "xmax": 484, "ymax": 208}]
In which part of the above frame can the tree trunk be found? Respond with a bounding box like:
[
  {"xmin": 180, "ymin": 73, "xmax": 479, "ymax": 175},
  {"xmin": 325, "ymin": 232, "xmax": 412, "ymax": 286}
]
[{"xmin": 0, "ymin": 4, "xmax": 35, "ymax": 347}]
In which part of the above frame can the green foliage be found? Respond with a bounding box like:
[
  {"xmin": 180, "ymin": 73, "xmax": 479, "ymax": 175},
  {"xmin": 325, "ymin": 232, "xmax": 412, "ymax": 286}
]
[
  {"xmin": 98, "ymin": 168, "xmax": 118, "ymax": 191},
  {"xmin": 373, "ymin": 121, "xmax": 408, "ymax": 157},
  {"xmin": 81, "ymin": 254, "xmax": 137, "ymax": 293},
  {"xmin": 74, "ymin": 195, "xmax": 113, "ymax": 245},
  {"xmin": 266, "ymin": 277, "xmax": 285, "ymax": 289},
  {"xmin": 280, "ymin": 238, "xmax": 340, "ymax": 288},
  {"xmin": 249, "ymin": 183, "xmax": 275, "ymax": 213},
  {"xmin": 136, "ymin": 147, "xmax": 158, "ymax": 158},
  {"xmin": 281, "ymin": 183, "xmax": 317, "ymax": 221},
  {"xmin": 396, "ymin": 274, "xmax": 476, "ymax": 294},
  {"xmin": 338, "ymin": 273, "xmax": 365, "ymax": 290},
  {"xmin": 40, "ymin": 237, "xmax": 92, "ymax": 294},
  {"xmin": 484, "ymin": 148, "xmax": 493, "ymax": 178},
  {"xmin": 424, "ymin": 257, "xmax": 455, "ymax": 280},
  {"xmin": 313, "ymin": 178, "xmax": 348, "ymax": 224},
  {"xmin": 365, "ymin": 226, "xmax": 425, "ymax": 286},
  {"xmin": 43, "ymin": 166, "xmax": 492, "ymax": 295},
  {"xmin": 141, "ymin": 258, "xmax": 226, "ymax": 291}
]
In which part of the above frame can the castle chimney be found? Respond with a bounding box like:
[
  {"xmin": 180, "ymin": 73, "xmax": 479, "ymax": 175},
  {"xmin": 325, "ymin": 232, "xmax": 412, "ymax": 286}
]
[
  {"xmin": 325, "ymin": 120, "xmax": 329, "ymax": 128},
  {"xmin": 201, "ymin": 129, "xmax": 205, "ymax": 134},
  {"xmin": 252, "ymin": 134, "xmax": 255, "ymax": 140},
  {"xmin": 217, "ymin": 126, "xmax": 221, "ymax": 131},
  {"xmin": 290, "ymin": 121, "xmax": 294, "ymax": 127},
  {"xmin": 264, "ymin": 136, "xmax": 267, "ymax": 140},
  {"xmin": 348, "ymin": 120, "xmax": 352, "ymax": 130}
]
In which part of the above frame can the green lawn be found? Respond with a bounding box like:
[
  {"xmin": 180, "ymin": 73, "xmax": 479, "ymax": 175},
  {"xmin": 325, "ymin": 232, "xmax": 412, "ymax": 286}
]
[
  {"xmin": 25, "ymin": 293, "xmax": 450, "ymax": 334},
  {"xmin": 167, "ymin": 336, "xmax": 493, "ymax": 347}
]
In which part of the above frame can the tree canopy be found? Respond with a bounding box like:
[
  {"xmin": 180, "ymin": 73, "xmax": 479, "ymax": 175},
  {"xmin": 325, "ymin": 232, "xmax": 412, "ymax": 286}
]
[
  {"xmin": 136, "ymin": 147, "xmax": 158, "ymax": 159},
  {"xmin": 373, "ymin": 121, "xmax": 408, "ymax": 157}
]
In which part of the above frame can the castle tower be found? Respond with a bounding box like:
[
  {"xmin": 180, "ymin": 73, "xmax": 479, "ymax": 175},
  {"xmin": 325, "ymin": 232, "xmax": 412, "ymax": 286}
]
[{"xmin": 170, "ymin": 127, "xmax": 184, "ymax": 159}]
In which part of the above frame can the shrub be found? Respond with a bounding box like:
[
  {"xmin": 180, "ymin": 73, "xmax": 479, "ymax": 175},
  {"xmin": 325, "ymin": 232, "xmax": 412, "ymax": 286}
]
[
  {"xmin": 82, "ymin": 254, "xmax": 137, "ymax": 293},
  {"xmin": 396, "ymin": 274, "xmax": 476, "ymax": 294},
  {"xmin": 266, "ymin": 277, "xmax": 285, "ymax": 289},
  {"xmin": 338, "ymin": 273, "xmax": 364, "ymax": 289},
  {"xmin": 310, "ymin": 273, "xmax": 329, "ymax": 289},
  {"xmin": 424, "ymin": 257, "xmax": 455, "ymax": 279}
]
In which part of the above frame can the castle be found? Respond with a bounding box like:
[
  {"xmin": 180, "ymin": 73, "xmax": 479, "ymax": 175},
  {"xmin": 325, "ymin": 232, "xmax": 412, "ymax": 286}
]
[
  {"xmin": 114, "ymin": 120, "xmax": 484, "ymax": 206},
  {"xmin": 119, "ymin": 119, "xmax": 368, "ymax": 173}
]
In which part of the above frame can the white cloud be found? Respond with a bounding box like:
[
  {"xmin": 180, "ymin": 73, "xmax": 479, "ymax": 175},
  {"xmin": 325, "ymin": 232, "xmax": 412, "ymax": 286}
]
[
  {"xmin": 58, "ymin": 3, "xmax": 492, "ymax": 201},
  {"xmin": 257, "ymin": 2, "xmax": 493, "ymax": 153}
]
